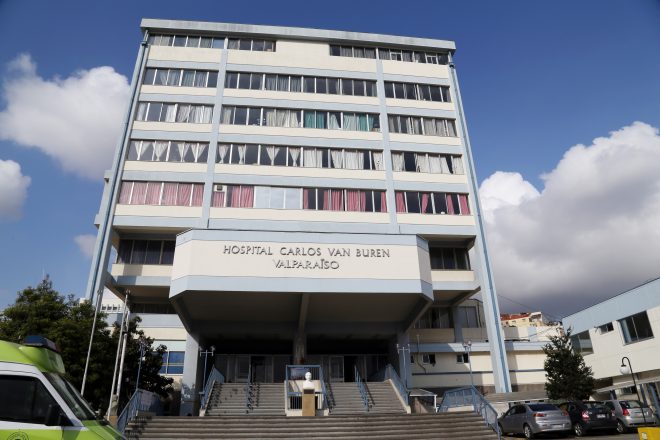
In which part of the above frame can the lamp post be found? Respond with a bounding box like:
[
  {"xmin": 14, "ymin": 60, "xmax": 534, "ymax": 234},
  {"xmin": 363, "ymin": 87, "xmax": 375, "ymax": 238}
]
[
  {"xmin": 620, "ymin": 356, "xmax": 647, "ymax": 425},
  {"xmin": 396, "ymin": 343, "xmax": 411, "ymax": 387},
  {"xmin": 463, "ymin": 340, "xmax": 474, "ymax": 389},
  {"xmin": 199, "ymin": 345, "xmax": 216, "ymax": 393}
]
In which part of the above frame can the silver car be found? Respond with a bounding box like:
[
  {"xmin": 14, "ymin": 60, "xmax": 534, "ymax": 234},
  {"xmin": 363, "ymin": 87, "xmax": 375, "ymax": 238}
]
[
  {"xmin": 604, "ymin": 399, "xmax": 656, "ymax": 433},
  {"xmin": 498, "ymin": 403, "xmax": 571, "ymax": 439}
]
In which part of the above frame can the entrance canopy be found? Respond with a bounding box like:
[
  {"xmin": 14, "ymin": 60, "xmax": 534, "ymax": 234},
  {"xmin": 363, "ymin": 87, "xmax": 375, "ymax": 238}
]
[{"xmin": 169, "ymin": 229, "xmax": 433, "ymax": 339}]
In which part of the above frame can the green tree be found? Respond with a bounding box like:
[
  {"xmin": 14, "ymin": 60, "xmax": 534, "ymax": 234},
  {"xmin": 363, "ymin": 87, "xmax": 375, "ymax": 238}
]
[
  {"xmin": 543, "ymin": 328, "xmax": 595, "ymax": 400},
  {"xmin": 0, "ymin": 277, "xmax": 172, "ymax": 413}
]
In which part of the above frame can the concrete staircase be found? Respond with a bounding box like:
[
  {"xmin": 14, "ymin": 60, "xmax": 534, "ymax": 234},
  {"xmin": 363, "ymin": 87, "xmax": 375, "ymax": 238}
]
[
  {"xmin": 126, "ymin": 412, "xmax": 499, "ymax": 439},
  {"xmin": 205, "ymin": 382, "xmax": 285, "ymax": 416},
  {"xmin": 327, "ymin": 382, "xmax": 368, "ymax": 414},
  {"xmin": 365, "ymin": 381, "xmax": 406, "ymax": 413}
]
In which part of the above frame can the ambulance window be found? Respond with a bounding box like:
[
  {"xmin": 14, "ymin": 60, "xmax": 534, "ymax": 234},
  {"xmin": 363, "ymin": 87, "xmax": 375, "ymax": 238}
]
[
  {"xmin": 0, "ymin": 375, "xmax": 58, "ymax": 424},
  {"xmin": 44, "ymin": 373, "xmax": 96, "ymax": 420}
]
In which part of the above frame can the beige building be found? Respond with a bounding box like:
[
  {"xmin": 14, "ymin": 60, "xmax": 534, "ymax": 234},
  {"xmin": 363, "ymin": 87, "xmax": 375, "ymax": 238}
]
[
  {"xmin": 500, "ymin": 312, "xmax": 546, "ymax": 327},
  {"xmin": 87, "ymin": 19, "xmax": 514, "ymax": 415}
]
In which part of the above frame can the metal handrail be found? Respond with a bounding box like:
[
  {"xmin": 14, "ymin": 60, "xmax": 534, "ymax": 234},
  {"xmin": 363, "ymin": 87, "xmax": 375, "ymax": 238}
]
[
  {"xmin": 437, "ymin": 386, "xmax": 501, "ymax": 440},
  {"xmin": 199, "ymin": 366, "xmax": 225, "ymax": 413},
  {"xmin": 354, "ymin": 365, "xmax": 370, "ymax": 411},
  {"xmin": 385, "ymin": 364, "xmax": 409, "ymax": 406},
  {"xmin": 318, "ymin": 363, "xmax": 329, "ymax": 410},
  {"xmin": 245, "ymin": 364, "xmax": 254, "ymax": 413},
  {"xmin": 117, "ymin": 388, "xmax": 161, "ymax": 433}
]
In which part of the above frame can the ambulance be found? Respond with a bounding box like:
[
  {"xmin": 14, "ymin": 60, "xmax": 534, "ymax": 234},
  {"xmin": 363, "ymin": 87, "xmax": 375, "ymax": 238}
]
[{"xmin": 0, "ymin": 336, "xmax": 124, "ymax": 439}]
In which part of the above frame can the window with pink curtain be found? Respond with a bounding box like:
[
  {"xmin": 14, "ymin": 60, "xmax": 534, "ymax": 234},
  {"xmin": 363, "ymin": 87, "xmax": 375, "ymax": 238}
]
[
  {"xmin": 130, "ymin": 182, "xmax": 148, "ymax": 205},
  {"xmin": 145, "ymin": 182, "xmax": 162, "ymax": 205},
  {"xmin": 191, "ymin": 184, "xmax": 204, "ymax": 206},
  {"xmin": 118, "ymin": 182, "xmax": 133, "ymax": 204},
  {"xmin": 458, "ymin": 194, "xmax": 470, "ymax": 215},
  {"xmin": 229, "ymin": 185, "xmax": 241, "ymax": 207},
  {"xmin": 176, "ymin": 183, "xmax": 193, "ymax": 206},
  {"xmin": 445, "ymin": 193, "xmax": 455, "ymax": 214},
  {"xmin": 395, "ymin": 192, "xmax": 406, "ymax": 213},
  {"xmin": 380, "ymin": 192, "xmax": 388, "ymax": 213},
  {"xmin": 421, "ymin": 193, "xmax": 430, "ymax": 214},
  {"xmin": 303, "ymin": 188, "xmax": 310, "ymax": 209},
  {"xmin": 211, "ymin": 190, "xmax": 225, "ymax": 207},
  {"xmin": 161, "ymin": 183, "xmax": 178, "ymax": 205},
  {"xmin": 240, "ymin": 185, "xmax": 254, "ymax": 208},
  {"xmin": 346, "ymin": 190, "xmax": 360, "ymax": 211},
  {"xmin": 331, "ymin": 189, "xmax": 344, "ymax": 211},
  {"xmin": 322, "ymin": 189, "xmax": 331, "ymax": 211},
  {"xmin": 360, "ymin": 190, "xmax": 367, "ymax": 212}
]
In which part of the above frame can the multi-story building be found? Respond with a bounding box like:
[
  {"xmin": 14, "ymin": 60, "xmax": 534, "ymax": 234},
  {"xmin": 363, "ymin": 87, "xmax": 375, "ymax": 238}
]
[
  {"xmin": 562, "ymin": 277, "xmax": 660, "ymax": 412},
  {"xmin": 500, "ymin": 312, "xmax": 546, "ymax": 327},
  {"xmin": 86, "ymin": 19, "xmax": 512, "ymax": 415}
]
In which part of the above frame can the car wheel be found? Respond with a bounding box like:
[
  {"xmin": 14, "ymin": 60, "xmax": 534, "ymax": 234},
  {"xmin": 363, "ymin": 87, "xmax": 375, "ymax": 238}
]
[
  {"xmin": 616, "ymin": 419, "xmax": 627, "ymax": 434},
  {"xmin": 523, "ymin": 424, "xmax": 535, "ymax": 439},
  {"xmin": 573, "ymin": 422, "xmax": 585, "ymax": 437}
]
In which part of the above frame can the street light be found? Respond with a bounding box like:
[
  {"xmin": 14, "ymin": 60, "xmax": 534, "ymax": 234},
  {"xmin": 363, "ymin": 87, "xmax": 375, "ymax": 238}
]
[
  {"xmin": 619, "ymin": 356, "xmax": 647, "ymax": 425},
  {"xmin": 463, "ymin": 340, "xmax": 474, "ymax": 389},
  {"xmin": 396, "ymin": 343, "xmax": 411, "ymax": 387},
  {"xmin": 199, "ymin": 345, "xmax": 216, "ymax": 392}
]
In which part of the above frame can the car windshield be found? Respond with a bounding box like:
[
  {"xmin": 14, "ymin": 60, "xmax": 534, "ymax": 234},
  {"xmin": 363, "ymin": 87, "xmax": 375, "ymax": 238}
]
[
  {"xmin": 44, "ymin": 373, "xmax": 97, "ymax": 420},
  {"xmin": 529, "ymin": 404, "xmax": 558, "ymax": 411},
  {"xmin": 621, "ymin": 400, "xmax": 646, "ymax": 409}
]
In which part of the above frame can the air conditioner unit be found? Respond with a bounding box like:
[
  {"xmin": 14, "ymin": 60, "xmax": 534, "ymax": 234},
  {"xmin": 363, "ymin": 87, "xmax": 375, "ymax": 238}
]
[{"xmin": 213, "ymin": 184, "xmax": 224, "ymax": 192}]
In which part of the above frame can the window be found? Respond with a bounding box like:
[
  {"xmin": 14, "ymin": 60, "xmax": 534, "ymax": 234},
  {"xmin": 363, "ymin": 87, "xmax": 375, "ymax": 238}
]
[
  {"xmin": 227, "ymin": 38, "xmax": 275, "ymax": 51},
  {"xmin": 0, "ymin": 375, "xmax": 59, "ymax": 424},
  {"xmin": 388, "ymin": 115, "xmax": 457, "ymax": 137},
  {"xmin": 135, "ymin": 102, "xmax": 213, "ymax": 124},
  {"xmin": 598, "ymin": 322, "xmax": 614, "ymax": 333},
  {"xmin": 395, "ymin": 191, "xmax": 470, "ymax": 215},
  {"xmin": 457, "ymin": 353, "xmax": 469, "ymax": 363},
  {"xmin": 429, "ymin": 247, "xmax": 471, "ymax": 270},
  {"xmin": 391, "ymin": 152, "xmax": 464, "ymax": 175},
  {"xmin": 143, "ymin": 68, "xmax": 218, "ymax": 88},
  {"xmin": 570, "ymin": 331, "xmax": 594, "ymax": 354},
  {"xmin": 118, "ymin": 181, "xmax": 204, "ymax": 207},
  {"xmin": 225, "ymin": 72, "xmax": 377, "ymax": 97},
  {"xmin": 456, "ymin": 306, "xmax": 481, "ymax": 328},
  {"xmin": 148, "ymin": 34, "xmax": 225, "ymax": 49},
  {"xmin": 421, "ymin": 354, "xmax": 436, "ymax": 365},
  {"xmin": 127, "ymin": 140, "xmax": 208, "ymax": 163},
  {"xmin": 117, "ymin": 239, "xmax": 176, "ymax": 265},
  {"xmin": 330, "ymin": 44, "xmax": 448, "ymax": 65},
  {"xmin": 384, "ymin": 81, "xmax": 450, "ymax": 102},
  {"xmin": 220, "ymin": 106, "xmax": 379, "ymax": 132},
  {"xmin": 415, "ymin": 307, "xmax": 452, "ymax": 329},
  {"xmin": 159, "ymin": 351, "xmax": 185, "ymax": 375},
  {"xmin": 619, "ymin": 311, "xmax": 654, "ymax": 344}
]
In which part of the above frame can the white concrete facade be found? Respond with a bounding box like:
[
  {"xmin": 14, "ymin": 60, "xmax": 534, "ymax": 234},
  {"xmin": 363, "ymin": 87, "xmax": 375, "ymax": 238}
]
[{"xmin": 86, "ymin": 19, "xmax": 513, "ymax": 415}]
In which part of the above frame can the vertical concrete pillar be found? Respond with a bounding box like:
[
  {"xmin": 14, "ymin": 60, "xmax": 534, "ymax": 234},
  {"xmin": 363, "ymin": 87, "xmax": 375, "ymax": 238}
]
[
  {"xmin": 180, "ymin": 333, "xmax": 200, "ymax": 416},
  {"xmin": 293, "ymin": 331, "xmax": 306, "ymax": 364},
  {"xmin": 396, "ymin": 332, "xmax": 412, "ymax": 388}
]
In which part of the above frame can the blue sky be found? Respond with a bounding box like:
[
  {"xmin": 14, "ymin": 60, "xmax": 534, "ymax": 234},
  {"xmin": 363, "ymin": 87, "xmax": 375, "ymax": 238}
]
[{"xmin": 1, "ymin": 0, "xmax": 659, "ymax": 316}]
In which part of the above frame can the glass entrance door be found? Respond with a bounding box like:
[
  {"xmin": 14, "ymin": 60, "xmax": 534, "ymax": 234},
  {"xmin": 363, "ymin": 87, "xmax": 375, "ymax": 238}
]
[
  {"xmin": 236, "ymin": 355, "xmax": 250, "ymax": 382},
  {"xmin": 329, "ymin": 356, "xmax": 344, "ymax": 382}
]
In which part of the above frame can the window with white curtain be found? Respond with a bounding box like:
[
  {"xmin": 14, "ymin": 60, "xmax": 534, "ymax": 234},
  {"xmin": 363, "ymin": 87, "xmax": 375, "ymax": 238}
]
[
  {"xmin": 220, "ymin": 106, "xmax": 379, "ymax": 132},
  {"xmin": 148, "ymin": 34, "xmax": 225, "ymax": 49},
  {"xmin": 391, "ymin": 151, "xmax": 463, "ymax": 174},
  {"xmin": 143, "ymin": 68, "xmax": 218, "ymax": 88},
  {"xmin": 127, "ymin": 140, "xmax": 209, "ymax": 163},
  {"xmin": 388, "ymin": 115, "xmax": 456, "ymax": 137},
  {"xmin": 135, "ymin": 102, "xmax": 213, "ymax": 124},
  {"xmin": 216, "ymin": 144, "xmax": 384, "ymax": 171},
  {"xmin": 330, "ymin": 44, "xmax": 449, "ymax": 65}
]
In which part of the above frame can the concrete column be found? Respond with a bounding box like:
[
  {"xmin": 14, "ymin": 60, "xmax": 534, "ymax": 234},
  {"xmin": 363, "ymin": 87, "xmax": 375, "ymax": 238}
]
[
  {"xmin": 396, "ymin": 332, "xmax": 412, "ymax": 388},
  {"xmin": 293, "ymin": 331, "xmax": 306, "ymax": 364},
  {"xmin": 180, "ymin": 333, "xmax": 200, "ymax": 416}
]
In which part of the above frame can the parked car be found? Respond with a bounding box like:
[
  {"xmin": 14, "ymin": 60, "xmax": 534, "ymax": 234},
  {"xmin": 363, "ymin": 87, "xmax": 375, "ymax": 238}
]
[
  {"xmin": 557, "ymin": 400, "xmax": 617, "ymax": 436},
  {"xmin": 498, "ymin": 403, "xmax": 571, "ymax": 439},
  {"xmin": 604, "ymin": 399, "xmax": 656, "ymax": 433}
]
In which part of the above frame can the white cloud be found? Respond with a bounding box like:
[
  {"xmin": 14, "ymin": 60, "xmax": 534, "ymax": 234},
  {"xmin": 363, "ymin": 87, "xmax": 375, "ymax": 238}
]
[
  {"xmin": 74, "ymin": 234, "xmax": 97, "ymax": 259},
  {"xmin": 480, "ymin": 122, "xmax": 660, "ymax": 317},
  {"xmin": 0, "ymin": 54, "xmax": 130, "ymax": 180},
  {"xmin": 0, "ymin": 159, "xmax": 31, "ymax": 220}
]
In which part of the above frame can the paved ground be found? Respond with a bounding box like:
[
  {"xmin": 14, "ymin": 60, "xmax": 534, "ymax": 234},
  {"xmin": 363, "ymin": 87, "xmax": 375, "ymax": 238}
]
[{"xmin": 502, "ymin": 431, "xmax": 639, "ymax": 440}]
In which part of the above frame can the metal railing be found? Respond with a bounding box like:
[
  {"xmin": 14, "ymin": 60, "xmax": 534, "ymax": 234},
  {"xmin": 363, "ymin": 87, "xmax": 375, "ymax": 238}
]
[
  {"xmin": 285, "ymin": 364, "xmax": 327, "ymax": 411},
  {"xmin": 245, "ymin": 364, "xmax": 254, "ymax": 414},
  {"xmin": 437, "ymin": 386, "xmax": 501, "ymax": 440},
  {"xmin": 382, "ymin": 364, "xmax": 409, "ymax": 406},
  {"xmin": 354, "ymin": 365, "xmax": 370, "ymax": 411},
  {"xmin": 117, "ymin": 388, "xmax": 161, "ymax": 433},
  {"xmin": 199, "ymin": 366, "xmax": 225, "ymax": 414}
]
